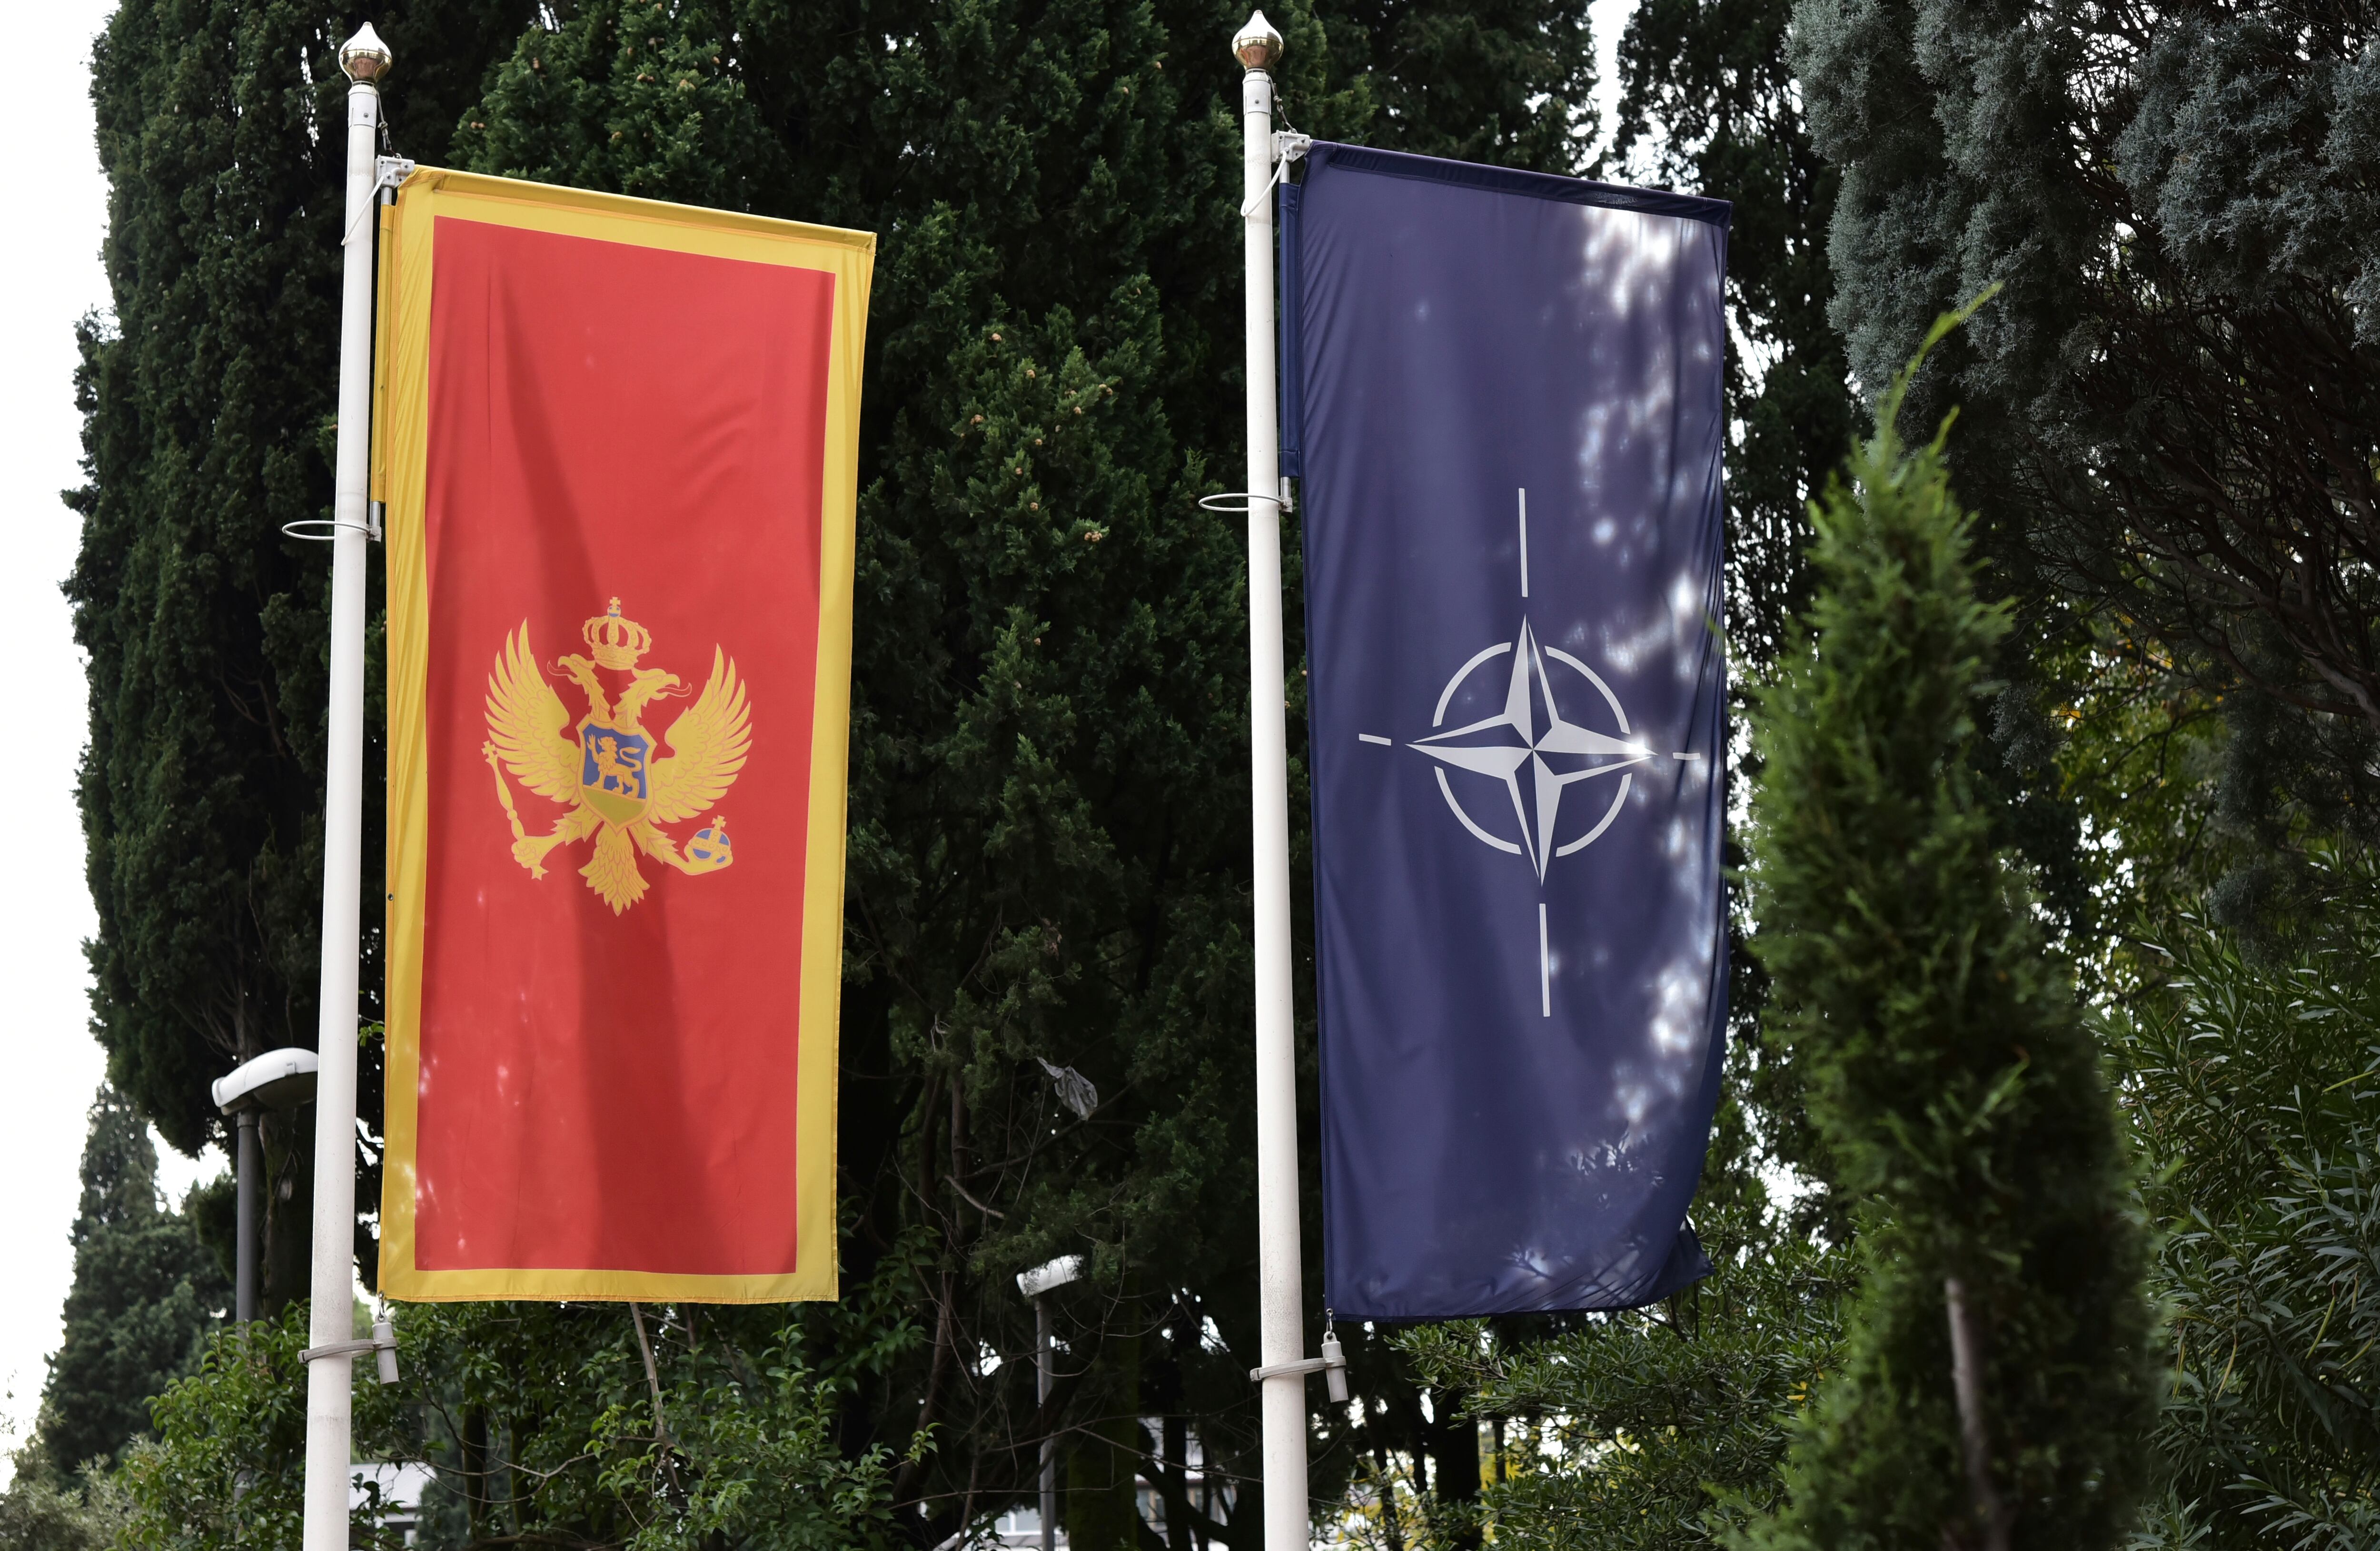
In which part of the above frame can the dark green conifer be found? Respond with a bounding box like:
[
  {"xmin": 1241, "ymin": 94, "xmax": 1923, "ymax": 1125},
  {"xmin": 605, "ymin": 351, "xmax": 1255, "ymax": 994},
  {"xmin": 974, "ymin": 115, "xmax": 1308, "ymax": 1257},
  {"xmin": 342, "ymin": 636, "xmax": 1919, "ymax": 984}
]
[
  {"xmin": 1790, "ymin": 0, "xmax": 2380, "ymax": 897},
  {"xmin": 1742, "ymin": 317, "xmax": 2156, "ymax": 1551},
  {"xmin": 35, "ymin": 1088, "xmax": 227, "ymax": 1476},
  {"xmin": 452, "ymin": 0, "xmax": 1600, "ymax": 1542},
  {"xmin": 72, "ymin": 0, "xmax": 541, "ymax": 1311}
]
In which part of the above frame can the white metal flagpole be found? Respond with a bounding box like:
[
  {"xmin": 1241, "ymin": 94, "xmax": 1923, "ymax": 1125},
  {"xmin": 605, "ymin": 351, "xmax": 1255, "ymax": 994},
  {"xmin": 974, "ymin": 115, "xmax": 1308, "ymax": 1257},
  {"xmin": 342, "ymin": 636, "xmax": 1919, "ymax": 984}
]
[
  {"xmin": 299, "ymin": 23, "xmax": 391, "ymax": 1551},
  {"xmin": 1232, "ymin": 12, "xmax": 1312, "ymax": 1548}
]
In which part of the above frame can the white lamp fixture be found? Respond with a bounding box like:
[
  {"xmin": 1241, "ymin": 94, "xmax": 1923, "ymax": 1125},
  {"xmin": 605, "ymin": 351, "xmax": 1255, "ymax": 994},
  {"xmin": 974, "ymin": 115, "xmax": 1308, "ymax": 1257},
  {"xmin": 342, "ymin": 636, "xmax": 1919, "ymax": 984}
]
[
  {"xmin": 213, "ymin": 1047, "xmax": 322, "ymax": 1114},
  {"xmin": 1016, "ymin": 1254, "xmax": 1085, "ymax": 1300}
]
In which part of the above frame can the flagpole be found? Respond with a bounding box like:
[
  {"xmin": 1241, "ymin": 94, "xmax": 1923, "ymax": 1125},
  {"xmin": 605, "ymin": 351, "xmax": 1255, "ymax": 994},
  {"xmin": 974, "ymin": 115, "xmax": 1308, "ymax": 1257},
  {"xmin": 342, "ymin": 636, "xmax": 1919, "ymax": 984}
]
[
  {"xmin": 1233, "ymin": 12, "xmax": 1312, "ymax": 1548},
  {"xmin": 300, "ymin": 24, "xmax": 390, "ymax": 1551}
]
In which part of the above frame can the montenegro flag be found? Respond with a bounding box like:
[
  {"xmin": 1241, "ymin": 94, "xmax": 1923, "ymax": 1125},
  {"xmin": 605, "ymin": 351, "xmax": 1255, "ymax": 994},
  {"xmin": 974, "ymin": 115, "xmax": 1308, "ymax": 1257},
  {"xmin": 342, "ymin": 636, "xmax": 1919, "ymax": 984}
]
[{"xmin": 372, "ymin": 171, "xmax": 871, "ymax": 1302}]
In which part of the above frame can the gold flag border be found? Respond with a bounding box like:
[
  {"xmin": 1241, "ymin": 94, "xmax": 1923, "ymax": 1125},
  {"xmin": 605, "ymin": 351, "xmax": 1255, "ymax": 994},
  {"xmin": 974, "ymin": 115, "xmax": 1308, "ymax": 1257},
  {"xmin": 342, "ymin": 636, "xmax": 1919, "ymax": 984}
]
[{"xmin": 375, "ymin": 169, "xmax": 871, "ymax": 1303}]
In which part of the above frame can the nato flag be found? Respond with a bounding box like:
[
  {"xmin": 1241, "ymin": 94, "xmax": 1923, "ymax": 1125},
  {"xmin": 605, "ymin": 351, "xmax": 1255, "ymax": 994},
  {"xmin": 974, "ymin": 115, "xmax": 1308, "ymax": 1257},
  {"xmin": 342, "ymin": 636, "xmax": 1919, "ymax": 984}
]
[{"xmin": 1281, "ymin": 145, "xmax": 1730, "ymax": 1319}]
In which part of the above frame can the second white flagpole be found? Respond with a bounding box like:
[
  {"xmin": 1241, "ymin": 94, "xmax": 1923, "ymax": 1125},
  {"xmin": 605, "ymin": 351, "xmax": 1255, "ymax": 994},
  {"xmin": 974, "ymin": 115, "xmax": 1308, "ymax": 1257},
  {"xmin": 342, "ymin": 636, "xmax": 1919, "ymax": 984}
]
[
  {"xmin": 1233, "ymin": 12, "xmax": 1313, "ymax": 1548},
  {"xmin": 299, "ymin": 23, "xmax": 391, "ymax": 1551}
]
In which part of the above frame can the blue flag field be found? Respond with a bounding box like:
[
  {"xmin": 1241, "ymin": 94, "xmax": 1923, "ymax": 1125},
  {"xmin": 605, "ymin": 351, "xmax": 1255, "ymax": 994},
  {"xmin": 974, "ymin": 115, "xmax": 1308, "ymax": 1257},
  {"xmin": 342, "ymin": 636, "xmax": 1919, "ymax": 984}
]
[{"xmin": 1281, "ymin": 145, "xmax": 1731, "ymax": 1319}]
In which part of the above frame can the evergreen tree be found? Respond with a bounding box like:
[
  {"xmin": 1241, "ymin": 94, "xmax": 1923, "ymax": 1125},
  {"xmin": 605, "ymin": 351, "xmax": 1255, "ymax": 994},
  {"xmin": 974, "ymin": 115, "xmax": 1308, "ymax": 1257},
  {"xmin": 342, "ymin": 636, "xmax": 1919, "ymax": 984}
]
[
  {"xmin": 448, "ymin": 0, "xmax": 1598, "ymax": 1543},
  {"xmin": 1320, "ymin": 0, "xmax": 1594, "ymax": 168},
  {"xmin": 72, "ymin": 0, "xmax": 537, "ymax": 1312},
  {"xmin": 1789, "ymin": 0, "xmax": 2380, "ymax": 892},
  {"xmin": 1602, "ymin": 0, "xmax": 1866, "ymax": 1242},
  {"xmin": 1610, "ymin": 0, "xmax": 1852, "ymax": 667},
  {"xmin": 1740, "ymin": 319, "xmax": 2155, "ymax": 1551},
  {"xmin": 34, "ymin": 1088, "xmax": 227, "ymax": 1476}
]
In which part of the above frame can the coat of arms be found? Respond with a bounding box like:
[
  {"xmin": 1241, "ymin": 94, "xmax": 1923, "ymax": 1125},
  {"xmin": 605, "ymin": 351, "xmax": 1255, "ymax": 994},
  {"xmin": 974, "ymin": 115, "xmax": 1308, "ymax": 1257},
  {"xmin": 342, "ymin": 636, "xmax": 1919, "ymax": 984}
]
[{"xmin": 481, "ymin": 599, "xmax": 751, "ymax": 913}]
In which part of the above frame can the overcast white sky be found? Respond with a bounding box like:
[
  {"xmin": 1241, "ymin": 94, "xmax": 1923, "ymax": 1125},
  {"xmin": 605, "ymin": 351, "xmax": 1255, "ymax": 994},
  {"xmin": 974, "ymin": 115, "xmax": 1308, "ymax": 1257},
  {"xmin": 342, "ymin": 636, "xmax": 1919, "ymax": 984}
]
[
  {"xmin": 0, "ymin": 0, "xmax": 124, "ymax": 1474},
  {"xmin": 0, "ymin": 0, "xmax": 1635, "ymax": 1486}
]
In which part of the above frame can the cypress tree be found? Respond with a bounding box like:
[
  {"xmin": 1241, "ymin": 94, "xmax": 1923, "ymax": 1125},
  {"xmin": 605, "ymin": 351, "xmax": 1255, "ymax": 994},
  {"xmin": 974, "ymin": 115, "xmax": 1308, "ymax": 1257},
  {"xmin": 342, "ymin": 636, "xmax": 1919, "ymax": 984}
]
[
  {"xmin": 452, "ymin": 0, "xmax": 1597, "ymax": 1542},
  {"xmin": 1611, "ymin": 0, "xmax": 1852, "ymax": 667},
  {"xmin": 34, "ymin": 1088, "xmax": 227, "ymax": 1476},
  {"xmin": 72, "ymin": 0, "xmax": 542, "ymax": 1311},
  {"xmin": 1742, "ymin": 317, "xmax": 2156, "ymax": 1551},
  {"xmin": 459, "ymin": 5, "xmax": 1279, "ymax": 1540}
]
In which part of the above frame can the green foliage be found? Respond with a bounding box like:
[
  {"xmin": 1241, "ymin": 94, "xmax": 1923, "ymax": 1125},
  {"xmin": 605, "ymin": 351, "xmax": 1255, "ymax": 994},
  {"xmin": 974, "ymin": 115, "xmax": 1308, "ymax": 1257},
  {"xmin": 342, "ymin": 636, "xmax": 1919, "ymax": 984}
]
[
  {"xmin": 1320, "ymin": 0, "xmax": 1595, "ymax": 168},
  {"xmin": 1395, "ymin": 1199, "xmax": 1847, "ymax": 1551},
  {"xmin": 403, "ymin": 1302, "xmax": 910, "ymax": 1550},
  {"xmin": 74, "ymin": 0, "xmax": 350, "ymax": 1151},
  {"xmin": 2102, "ymin": 849, "xmax": 2380, "ymax": 1551},
  {"xmin": 1740, "ymin": 322, "xmax": 2156, "ymax": 1551},
  {"xmin": 35, "ymin": 1089, "xmax": 226, "ymax": 1477},
  {"xmin": 1610, "ymin": 0, "xmax": 1853, "ymax": 667},
  {"xmin": 0, "ymin": 1446, "xmax": 130, "ymax": 1551},
  {"xmin": 114, "ymin": 1300, "xmax": 905, "ymax": 1551},
  {"xmin": 1789, "ymin": 0, "xmax": 2380, "ymax": 883},
  {"xmin": 72, "ymin": 0, "xmax": 538, "ymax": 1311},
  {"xmin": 116, "ymin": 1304, "xmax": 414, "ymax": 1551}
]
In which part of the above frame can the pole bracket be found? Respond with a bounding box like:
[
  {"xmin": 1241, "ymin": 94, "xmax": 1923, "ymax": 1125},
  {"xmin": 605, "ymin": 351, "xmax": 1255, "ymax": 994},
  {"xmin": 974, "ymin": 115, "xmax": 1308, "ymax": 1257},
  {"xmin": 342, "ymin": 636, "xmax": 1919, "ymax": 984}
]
[
  {"xmin": 1250, "ymin": 1313, "xmax": 1348, "ymax": 1400},
  {"xmin": 1250, "ymin": 1333, "xmax": 1347, "ymax": 1401},
  {"xmin": 1272, "ymin": 131, "xmax": 1312, "ymax": 164},
  {"xmin": 300, "ymin": 1319, "xmax": 400, "ymax": 1384},
  {"xmin": 375, "ymin": 155, "xmax": 417, "ymax": 192}
]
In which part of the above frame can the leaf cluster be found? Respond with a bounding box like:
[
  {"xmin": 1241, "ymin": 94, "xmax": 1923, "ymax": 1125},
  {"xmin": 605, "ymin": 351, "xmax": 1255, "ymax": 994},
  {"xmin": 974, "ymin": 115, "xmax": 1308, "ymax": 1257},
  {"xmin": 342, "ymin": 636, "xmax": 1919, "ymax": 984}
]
[
  {"xmin": 1393, "ymin": 1199, "xmax": 1848, "ymax": 1551},
  {"xmin": 2101, "ymin": 848, "xmax": 2380, "ymax": 1551}
]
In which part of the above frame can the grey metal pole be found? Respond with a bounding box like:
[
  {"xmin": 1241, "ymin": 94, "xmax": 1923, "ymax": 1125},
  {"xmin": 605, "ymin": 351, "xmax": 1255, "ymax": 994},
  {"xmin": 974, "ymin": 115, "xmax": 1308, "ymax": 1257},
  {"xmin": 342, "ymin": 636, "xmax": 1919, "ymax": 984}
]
[
  {"xmin": 235, "ymin": 1110, "xmax": 259, "ymax": 1324},
  {"xmin": 1038, "ymin": 1295, "xmax": 1057, "ymax": 1551}
]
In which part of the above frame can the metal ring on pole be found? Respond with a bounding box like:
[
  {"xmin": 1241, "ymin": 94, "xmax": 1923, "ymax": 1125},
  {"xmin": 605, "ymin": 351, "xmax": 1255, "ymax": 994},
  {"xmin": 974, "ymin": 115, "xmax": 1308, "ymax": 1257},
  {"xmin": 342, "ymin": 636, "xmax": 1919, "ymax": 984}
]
[
  {"xmin": 298, "ymin": 1335, "xmax": 391, "ymax": 1363},
  {"xmin": 280, "ymin": 519, "xmax": 379, "ymax": 542},
  {"xmin": 1196, "ymin": 491, "xmax": 1286, "ymax": 513}
]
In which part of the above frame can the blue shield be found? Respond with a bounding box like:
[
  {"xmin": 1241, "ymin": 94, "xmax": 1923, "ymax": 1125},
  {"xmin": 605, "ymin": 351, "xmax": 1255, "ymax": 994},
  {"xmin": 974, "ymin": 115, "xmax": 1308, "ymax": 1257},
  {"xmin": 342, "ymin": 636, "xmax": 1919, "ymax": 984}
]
[{"xmin": 577, "ymin": 721, "xmax": 653, "ymax": 825}]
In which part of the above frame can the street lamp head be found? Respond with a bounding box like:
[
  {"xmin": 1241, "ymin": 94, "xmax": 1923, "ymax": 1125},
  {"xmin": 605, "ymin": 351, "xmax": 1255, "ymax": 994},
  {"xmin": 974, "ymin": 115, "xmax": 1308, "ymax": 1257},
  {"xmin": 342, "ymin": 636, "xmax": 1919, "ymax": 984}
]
[
  {"xmin": 1232, "ymin": 10, "xmax": 1284, "ymax": 71},
  {"xmin": 340, "ymin": 22, "xmax": 394, "ymax": 84},
  {"xmin": 1016, "ymin": 1254, "xmax": 1085, "ymax": 1299},
  {"xmin": 214, "ymin": 1047, "xmax": 321, "ymax": 1115}
]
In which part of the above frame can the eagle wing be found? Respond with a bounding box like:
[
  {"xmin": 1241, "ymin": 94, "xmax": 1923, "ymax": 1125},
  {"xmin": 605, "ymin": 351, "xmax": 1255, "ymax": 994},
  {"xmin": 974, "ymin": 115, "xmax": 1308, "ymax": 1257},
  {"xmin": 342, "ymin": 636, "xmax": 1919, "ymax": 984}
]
[
  {"xmin": 645, "ymin": 647, "xmax": 752, "ymax": 826},
  {"xmin": 486, "ymin": 622, "xmax": 582, "ymax": 805}
]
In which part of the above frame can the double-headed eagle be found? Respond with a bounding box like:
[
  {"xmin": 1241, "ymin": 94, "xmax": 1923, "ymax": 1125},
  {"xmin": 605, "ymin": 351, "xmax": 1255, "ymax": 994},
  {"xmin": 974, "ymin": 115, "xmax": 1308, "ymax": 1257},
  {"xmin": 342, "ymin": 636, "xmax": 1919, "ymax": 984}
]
[{"xmin": 482, "ymin": 599, "xmax": 752, "ymax": 914}]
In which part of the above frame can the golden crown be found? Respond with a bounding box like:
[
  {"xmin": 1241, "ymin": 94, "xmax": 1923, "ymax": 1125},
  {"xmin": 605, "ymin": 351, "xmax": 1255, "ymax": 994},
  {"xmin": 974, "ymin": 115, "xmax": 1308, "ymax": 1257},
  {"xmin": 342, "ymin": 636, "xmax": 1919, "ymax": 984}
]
[{"xmin": 583, "ymin": 598, "xmax": 653, "ymax": 670}]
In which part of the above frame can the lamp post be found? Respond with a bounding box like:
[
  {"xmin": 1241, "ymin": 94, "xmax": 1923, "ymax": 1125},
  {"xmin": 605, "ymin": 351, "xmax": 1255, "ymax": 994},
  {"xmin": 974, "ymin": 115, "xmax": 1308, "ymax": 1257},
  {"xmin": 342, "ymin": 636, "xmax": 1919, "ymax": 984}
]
[
  {"xmin": 1017, "ymin": 1255, "xmax": 1085, "ymax": 1551},
  {"xmin": 211, "ymin": 1048, "xmax": 322, "ymax": 1323}
]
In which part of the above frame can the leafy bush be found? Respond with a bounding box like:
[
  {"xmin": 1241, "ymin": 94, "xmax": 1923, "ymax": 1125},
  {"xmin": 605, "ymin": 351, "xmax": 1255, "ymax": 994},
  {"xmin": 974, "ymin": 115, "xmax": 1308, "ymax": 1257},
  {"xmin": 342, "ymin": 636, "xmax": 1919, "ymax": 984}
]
[
  {"xmin": 114, "ymin": 1300, "xmax": 910, "ymax": 1550},
  {"xmin": 2110, "ymin": 852, "xmax": 2380, "ymax": 1551}
]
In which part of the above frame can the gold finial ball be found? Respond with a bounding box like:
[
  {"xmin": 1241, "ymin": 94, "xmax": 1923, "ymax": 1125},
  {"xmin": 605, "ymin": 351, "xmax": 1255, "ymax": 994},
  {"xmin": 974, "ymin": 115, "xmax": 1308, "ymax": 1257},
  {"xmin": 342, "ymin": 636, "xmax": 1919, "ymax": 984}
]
[
  {"xmin": 1232, "ymin": 10, "xmax": 1284, "ymax": 70},
  {"xmin": 340, "ymin": 22, "xmax": 394, "ymax": 83}
]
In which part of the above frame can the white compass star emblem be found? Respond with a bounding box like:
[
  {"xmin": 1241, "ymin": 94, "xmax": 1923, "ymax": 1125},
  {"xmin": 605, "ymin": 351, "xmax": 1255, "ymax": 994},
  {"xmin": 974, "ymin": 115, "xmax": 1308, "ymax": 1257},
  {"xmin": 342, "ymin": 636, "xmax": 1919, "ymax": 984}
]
[{"xmin": 1409, "ymin": 619, "xmax": 1654, "ymax": 879}]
